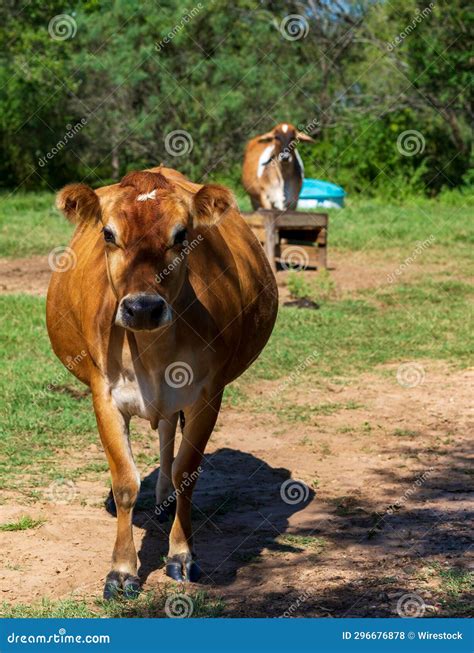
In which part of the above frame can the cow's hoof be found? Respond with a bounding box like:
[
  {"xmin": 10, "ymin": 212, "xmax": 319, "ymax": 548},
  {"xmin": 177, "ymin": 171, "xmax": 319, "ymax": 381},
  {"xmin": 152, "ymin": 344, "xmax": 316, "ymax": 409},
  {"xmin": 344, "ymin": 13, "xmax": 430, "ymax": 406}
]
[
  {"xmin": 154, "ymin": 501, "xmax": 176, "ymax": 523},
  {"xmin": 103, "ymin": 571, "xmax": 141, "ymax": 600},
  {"xmin": 166, "ymin": 554, "xmax": 201, "ymax": 583},
  {"xmin": 123, "ymin": 575, "xmax": 141, "ymax": 599},
  {"xmin": 103, "ymin": 571, "xmax": 122, "ymax": 600}
]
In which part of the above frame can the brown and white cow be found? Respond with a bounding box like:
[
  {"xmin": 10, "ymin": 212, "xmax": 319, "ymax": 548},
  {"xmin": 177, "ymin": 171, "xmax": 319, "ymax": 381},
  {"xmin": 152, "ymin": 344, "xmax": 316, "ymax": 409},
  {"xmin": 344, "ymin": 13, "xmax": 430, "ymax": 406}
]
[
  {"xmin": 242, "ymin": 123, "xmax": 314, "ymax": 210},
  {"xmin": 46, "ymin": 167, "xmax": 278, "ymax": 598}
]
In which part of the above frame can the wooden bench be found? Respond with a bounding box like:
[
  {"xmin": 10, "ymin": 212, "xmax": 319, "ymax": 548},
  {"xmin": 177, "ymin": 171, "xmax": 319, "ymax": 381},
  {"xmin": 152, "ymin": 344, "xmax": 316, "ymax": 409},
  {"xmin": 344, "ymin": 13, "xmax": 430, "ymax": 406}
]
[{"xmin": 242, "ymin": 210, "xmax": 328, "ymax": 272}]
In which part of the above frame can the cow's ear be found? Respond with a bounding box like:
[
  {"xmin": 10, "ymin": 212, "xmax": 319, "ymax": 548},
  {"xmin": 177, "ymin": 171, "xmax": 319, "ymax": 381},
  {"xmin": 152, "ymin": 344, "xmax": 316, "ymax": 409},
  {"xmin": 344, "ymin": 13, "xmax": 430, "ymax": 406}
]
[
  {"xmin": 56, "ymin": 183, "xmax": 101, "ymax": 224},
  {"xmin": 296, "ymin": 131, "xmax": 315, "ymax": 143},
  {"xmin": 191, "ymin": 184, "xmax": 237, "ymax": 227},
  {"xmin": 257, "ymin": 130, "xmax": 275, "ymax": 143}
]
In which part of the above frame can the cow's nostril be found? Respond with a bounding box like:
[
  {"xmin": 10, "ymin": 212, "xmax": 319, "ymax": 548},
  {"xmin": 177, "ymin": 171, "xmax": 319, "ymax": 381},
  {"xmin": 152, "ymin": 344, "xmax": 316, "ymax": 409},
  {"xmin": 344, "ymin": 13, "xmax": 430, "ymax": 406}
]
[
  {"xmin": 124, "ymin": 304, "xmax": 134, "ymax": 318},
  {"xmin": 150, "ymin": 306, "xmax": 162, "ymax": 322}
]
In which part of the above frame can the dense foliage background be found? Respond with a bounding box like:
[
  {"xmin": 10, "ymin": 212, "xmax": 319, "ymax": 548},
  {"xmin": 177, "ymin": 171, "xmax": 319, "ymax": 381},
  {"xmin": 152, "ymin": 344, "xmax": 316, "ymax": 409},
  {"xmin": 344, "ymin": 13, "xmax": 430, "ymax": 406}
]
[{"xmin": 0, "ymin": 0, "xmax": 471, "ymax": 196}]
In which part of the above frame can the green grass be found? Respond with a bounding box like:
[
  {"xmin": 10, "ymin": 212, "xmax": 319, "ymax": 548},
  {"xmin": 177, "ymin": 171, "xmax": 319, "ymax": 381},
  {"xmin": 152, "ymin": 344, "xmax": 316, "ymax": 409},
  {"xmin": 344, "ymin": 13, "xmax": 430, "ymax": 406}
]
[
  {"xmin": 1, "ymin": 190, "xmax": 473, "ymax": 261},
  {"xmin": 0, "ymin": 515, "xmax": 45, "ymax": 531},
  {"xmin": 419, "ymin": 563, "xmax": 473, "ymax": 617},
  {"xmin": 0, "ymin": 192, "xmax": 73, "ymax": 257},
  {"xmin": 0, "ymin": 590, "xmax": 225, "ymax": 618},
  {"xmin": 0, "ymin": 294, "xmax": 97, "ymax": 492},
  {"xmin": 246, "ymin": 277, "xmax": 473, "ymax": 383},
  {"xmin": 1, "ymin": 279, "xmax": 472, "ymax": 489},
  {"xmin": 0, "ymin": 195, "xmax": 472, "ymax": 491}
]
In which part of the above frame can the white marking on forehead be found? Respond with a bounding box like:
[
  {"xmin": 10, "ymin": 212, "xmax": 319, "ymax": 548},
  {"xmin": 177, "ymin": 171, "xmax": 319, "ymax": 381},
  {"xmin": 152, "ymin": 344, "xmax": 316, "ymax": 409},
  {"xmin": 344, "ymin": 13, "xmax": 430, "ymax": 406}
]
[
  {"xmin": 137, "ymin": 190, "xmax": 157, "ymax": 201},
  {"xmin": 257, "ymin": 144, "xmax": 275, "ymax": 178},
  {"xmin": 282, "ymin": 124, "xmax": 288, "ymax": 133}
]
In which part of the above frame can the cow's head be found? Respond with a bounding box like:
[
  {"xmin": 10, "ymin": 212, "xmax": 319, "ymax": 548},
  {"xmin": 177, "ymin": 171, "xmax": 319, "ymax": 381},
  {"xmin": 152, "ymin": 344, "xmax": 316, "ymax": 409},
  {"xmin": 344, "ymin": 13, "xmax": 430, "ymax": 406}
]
[
  {"xmin": 56, "ymin": 171, "xmax": 236, "ymax": 332},
  {"xmin": 257, "ymin": 123, "xmax": 314, "ymax": 163}
]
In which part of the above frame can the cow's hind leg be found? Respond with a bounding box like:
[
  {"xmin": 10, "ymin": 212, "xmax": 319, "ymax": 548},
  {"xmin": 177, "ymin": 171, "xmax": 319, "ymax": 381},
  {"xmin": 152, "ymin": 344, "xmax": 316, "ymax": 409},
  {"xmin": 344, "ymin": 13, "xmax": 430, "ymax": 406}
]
[
  {"xmin": 92, "ymin": 381, "xmax": 141, "ymax": 599},
  {"xmin": 155, "ymin": 414, "xmax": 178, "ymax": 522},
  {"xmin": 166, "ymin": 390, "xmax": 223, "ymax": 582}
]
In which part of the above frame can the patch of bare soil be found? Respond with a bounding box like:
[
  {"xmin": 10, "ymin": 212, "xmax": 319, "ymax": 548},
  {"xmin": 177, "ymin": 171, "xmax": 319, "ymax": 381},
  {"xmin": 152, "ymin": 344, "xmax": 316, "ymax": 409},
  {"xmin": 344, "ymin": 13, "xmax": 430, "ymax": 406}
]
[
  {"xmin": 1, "ymin": 363, "xmax": 472, "ymax": 617},
  {"xmin": 0, "ymin": 256, "xmax": 51, "ymax": 296},
  {"xmin": 0, "ymin": 249, "xmax": 442, "ymax": 300}
]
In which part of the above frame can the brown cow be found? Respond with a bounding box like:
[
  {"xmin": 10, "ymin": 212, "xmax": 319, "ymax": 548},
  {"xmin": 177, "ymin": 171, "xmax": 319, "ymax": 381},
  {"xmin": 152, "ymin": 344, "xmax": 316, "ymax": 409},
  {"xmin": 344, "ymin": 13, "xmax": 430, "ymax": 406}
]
[
  {"xmin": 242, "ymin": 123, "xmax": 314, "ymax": 210},
  {"xmin": 46, "ymin": 167, "xmax": 278, "ymax": 598}
]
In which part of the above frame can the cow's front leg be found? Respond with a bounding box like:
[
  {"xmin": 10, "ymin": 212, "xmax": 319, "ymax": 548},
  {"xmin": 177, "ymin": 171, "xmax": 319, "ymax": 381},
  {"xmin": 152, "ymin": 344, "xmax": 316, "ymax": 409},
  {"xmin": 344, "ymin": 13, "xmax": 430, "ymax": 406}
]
[
  {"xmin": 155, "ymin": 414, "xmax": 178, "ymax": 522},
  {"xmin": 92, "ymin": 380, "xmax": 140, "ymax": 599},
  {"xmin": 166, "ymin": 391, "xmax": 223, "ymax": 582}
]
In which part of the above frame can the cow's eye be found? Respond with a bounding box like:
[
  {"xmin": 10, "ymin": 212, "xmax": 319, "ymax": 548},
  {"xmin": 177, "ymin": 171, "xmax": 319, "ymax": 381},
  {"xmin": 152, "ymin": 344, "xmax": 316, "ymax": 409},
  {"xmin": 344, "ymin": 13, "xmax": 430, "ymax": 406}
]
[
  {"xmin": 173, "ymin": 228, "xmax": 188, "ymax": 247},
  {"xmin": 102, "ymin": 226, "xmax": 116, "ymax": 244}
]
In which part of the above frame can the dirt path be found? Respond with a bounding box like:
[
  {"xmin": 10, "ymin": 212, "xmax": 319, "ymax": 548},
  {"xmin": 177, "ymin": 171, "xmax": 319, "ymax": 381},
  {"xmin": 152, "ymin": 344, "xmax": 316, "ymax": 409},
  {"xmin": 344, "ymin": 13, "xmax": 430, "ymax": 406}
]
[
  {"xmin": 1, "ymin": 363, "xmax": 472, "ymax": 616},
  {"xmin": 0, "ymin": 250, "xmax": 444, "ymax": 299},
  {"xmin": 0, "ymin": 256, "xmax": 51, "ymax": 296}
]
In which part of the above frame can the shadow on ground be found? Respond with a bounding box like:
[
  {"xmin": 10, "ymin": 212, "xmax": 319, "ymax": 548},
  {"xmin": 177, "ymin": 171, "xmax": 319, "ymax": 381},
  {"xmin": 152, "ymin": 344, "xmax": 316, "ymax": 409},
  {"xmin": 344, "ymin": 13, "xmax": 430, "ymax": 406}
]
[{"xmin": 105, "ymin": 443, "xmax": 473, "ymax": 617}]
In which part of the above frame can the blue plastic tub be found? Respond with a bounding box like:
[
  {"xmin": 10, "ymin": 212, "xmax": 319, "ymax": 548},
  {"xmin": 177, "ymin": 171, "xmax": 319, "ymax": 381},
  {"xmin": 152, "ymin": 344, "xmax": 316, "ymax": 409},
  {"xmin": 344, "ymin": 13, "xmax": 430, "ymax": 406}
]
[{"xmin": 298, "ymin": 178, "xmax": 346, "ymax": 209}]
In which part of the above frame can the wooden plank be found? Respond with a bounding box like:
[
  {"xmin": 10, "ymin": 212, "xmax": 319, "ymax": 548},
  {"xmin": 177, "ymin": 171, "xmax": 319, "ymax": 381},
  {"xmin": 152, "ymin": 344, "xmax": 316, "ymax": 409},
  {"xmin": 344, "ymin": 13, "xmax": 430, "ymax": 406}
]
[
  {"xmin": 243, "ymin": 209, "xmax": 329, "ymax": 271},
  {"xmin": 243, "ymin": 210, "xmax": 328, "ymax": 229}
]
